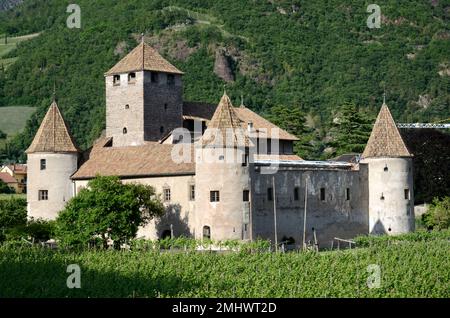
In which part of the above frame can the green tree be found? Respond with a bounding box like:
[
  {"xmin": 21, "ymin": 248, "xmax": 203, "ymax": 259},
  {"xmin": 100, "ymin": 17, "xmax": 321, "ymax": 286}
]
[
  {"xmin": 266, "ymin": 105, "xmax": 317, "ymax": 159},
  {"xmin": 0, "ymin": 196, "xmax": 26, "ymax": 241},
  {"xmin": 422, "ymin": 197, "xmax": 450, "ymax": 230},
  {"xmin": 327, "ymin": 102, "xmax": 373, "ymax": 157},
  {"xmin": 55, "ymin": 175, "xmax": 164, "ymax": 249}
]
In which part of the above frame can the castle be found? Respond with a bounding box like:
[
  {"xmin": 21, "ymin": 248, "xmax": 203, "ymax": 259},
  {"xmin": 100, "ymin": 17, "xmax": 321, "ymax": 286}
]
[{"xmin": 26, "ymin": 41, "xmax": 415, "ymax": 248}]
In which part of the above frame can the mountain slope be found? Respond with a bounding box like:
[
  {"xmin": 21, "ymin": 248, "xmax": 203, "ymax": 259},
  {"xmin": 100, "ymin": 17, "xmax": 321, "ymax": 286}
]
[{"xmin": 0, "ymin": 0, "xmax": 448, "ymax": 161}]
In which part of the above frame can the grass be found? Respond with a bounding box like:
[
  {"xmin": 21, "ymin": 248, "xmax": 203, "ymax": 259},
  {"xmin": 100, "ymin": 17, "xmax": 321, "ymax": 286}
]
[
  {"xmin": 0, "ymin": 33, "xmax": 39, "ymax": 70},
  {"xmin": 0, "ymin": 106, "xmax": 35, "ymax": 135},
  {"xmin": 0, "ymin": 233, "xmax": 448, "ymax": 298}
]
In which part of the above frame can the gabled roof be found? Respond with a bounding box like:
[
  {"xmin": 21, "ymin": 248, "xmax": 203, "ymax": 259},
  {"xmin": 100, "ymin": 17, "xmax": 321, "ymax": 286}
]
[
  {"xmin": 182, "ymin": 101, "xmax": 299, "ymax": 141},
  {"xmin": 26, "ymin": 101, "xmax": 80, "ymax": 154},
  {"xmin": 72, "ymin": 139, "xmax": 194, "ymax": 180},
  {"xmin": 105, "ymin": 42, "xmax": 183, "ymax": 76},
  {"xmin": 362, "ymin": 103, "xmax": 412, "ymax": 158},
  {"xmin": 199, "ymin": 93, "xmax": 251, "ymax": 148},
  {"xmin": 0, "ymin": 172, "xmax": 18, "ymax": 184}
]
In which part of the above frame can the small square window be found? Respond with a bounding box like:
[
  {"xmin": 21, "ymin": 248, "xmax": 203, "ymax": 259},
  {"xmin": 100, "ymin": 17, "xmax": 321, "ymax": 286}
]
[
  {"xmin": 203, "ymin": 226, "xmax": 211, "ymax": 239},
  {"xmin": 243, "ymin": 190, "xmax": 249, "ymax": 202},
  {"xmin": 128, "ymin": 72, "xmax": 136, "ymax": 83},
  {"xmin": 113, "ymin": 75, "xmax": 120, "ymax": 85},
  {"xmin": 38, "ymin": 190, "xmax": 48, "ymax": 201},
  {"xmin": 40, "ymin": 159, "xmax": 46, "ymax": 170},
  {"xmin": 210, "ymin": 191, "xmax": 220, "ymax": 202},
  {"xmin": 151, "ymin": 72, "xmax": 159, "ymax": 83},
  {"xmin": 167, "ymin": 74, "xmax": 175, "ymax": 86},
  {"xmin": 404, "ymin": 189, "xmax": 410, "ymax": 200}
]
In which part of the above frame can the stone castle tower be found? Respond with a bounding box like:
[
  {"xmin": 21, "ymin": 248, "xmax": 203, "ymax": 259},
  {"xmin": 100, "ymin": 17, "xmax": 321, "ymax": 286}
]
[
  {"xmin": 362, "ymin": 103, "xmax": 415, "ymax": 235},
  {"xmin": 105, "ymin": 40, "xmax": 184, "ymax": 146},
  {"xmin": 195, "ymin": 93, "xmax": 252, "ymax": 240},
  {"xmin": 26, "ymin": 100, "xmax": 79, "ymax": 219}
]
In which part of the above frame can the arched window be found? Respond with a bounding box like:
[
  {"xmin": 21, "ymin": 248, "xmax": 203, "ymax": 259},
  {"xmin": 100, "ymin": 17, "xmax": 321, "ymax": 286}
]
[
  {"xmin": 113, "ymin": 75, "xmax": 120, "ymax": 86},
  {"xmin": 125, "ymin": 104, "xmax": 129, "ymax": 109},
  {"xmin": 123, "ymin": 127, "xmax": 127, "ymax": 134},
  {"xmin": 203, "ymin": 226, "xmax": 211, "ymax": 239}
]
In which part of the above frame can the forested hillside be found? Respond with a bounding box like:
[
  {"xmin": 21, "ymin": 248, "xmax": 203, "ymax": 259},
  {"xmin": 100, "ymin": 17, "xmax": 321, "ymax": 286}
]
[{"xmin": 0, "ymin": 0, "xmax": 448, "ymax": 161}]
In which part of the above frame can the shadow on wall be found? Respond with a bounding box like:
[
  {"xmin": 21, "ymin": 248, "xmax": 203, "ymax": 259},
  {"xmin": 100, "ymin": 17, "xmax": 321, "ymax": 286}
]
[
  {"xmin": 371, "ymin": 219, "xmax": 387, "ymax": 235},
  {"xmin": 155, "ymin": 203, "xmax": 192, "ymax": 238}
]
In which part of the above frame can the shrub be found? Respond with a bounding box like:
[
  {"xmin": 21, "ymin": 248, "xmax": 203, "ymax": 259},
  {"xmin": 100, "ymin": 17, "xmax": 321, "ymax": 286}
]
[{"xmin": 422, "ymin": 197, "xmax": 450, "ymax": 230}]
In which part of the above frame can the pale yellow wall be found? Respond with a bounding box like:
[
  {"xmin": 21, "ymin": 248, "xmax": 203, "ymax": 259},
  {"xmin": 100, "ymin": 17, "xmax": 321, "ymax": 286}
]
[{"xmin": 74, "ymin": 174, "xmax": 196, "ymax": 240}]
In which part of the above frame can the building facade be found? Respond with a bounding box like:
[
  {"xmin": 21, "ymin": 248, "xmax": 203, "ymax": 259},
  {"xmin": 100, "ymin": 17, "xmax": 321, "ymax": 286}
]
[{"xmin": 26, "ymin": 42, "xmax": 415, "ymax": 248}]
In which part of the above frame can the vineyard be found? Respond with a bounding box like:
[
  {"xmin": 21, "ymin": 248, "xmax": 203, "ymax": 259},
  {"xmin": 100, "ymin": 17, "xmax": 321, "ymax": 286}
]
[{"xmin": 0, "ymin": 233, "xmax": 448, "ymax": 298}]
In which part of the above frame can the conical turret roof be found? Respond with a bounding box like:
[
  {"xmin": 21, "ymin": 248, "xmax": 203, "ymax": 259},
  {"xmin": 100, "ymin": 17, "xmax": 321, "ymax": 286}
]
[
  {"xmin": 200, "ymin": 93, "xmax": 251, "ymax": 148},
  {"xmin": 26, "ymin": 101, "xmax": 80, "ymax": 154},
  {"xmin": 362, "ymin": 103, "xmax": 411, "ymax": 158},
  {"xmin": 105, "ymin": 41, "xmax": 183, "ymax": 76}
]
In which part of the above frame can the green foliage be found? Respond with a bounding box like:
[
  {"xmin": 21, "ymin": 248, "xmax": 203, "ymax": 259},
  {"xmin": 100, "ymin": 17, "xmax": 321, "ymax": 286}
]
[
  {"xmin": 266, "ymin": 105, "xmax": 319, "ymax": 159},
  {"xmin": 0, "ymin": 179, "xmax": 15, "ymax": 194},
  {"xmin": 4, "ymin": 218, "xmax": 56, "ymax": 243},
  {"xmin": 0, "ymin": 196, "xmax": 26, "ymax": 229},
  {"xmin": 0, "ymin": 129, "xmax": 6, "ymax": 139},
  {"xmin": 55, "ymin": 175, "xmax": 165, "ymax": 249},
  {"xmin": 0, "ymin": 238, "xmax": 448, "ymax": 297},
  {"xmin": 0, "ymin": 0, "xmax": 448, "ymax": 162},
  {"xmin": 327, "ymin": 102, "xmax": 374, "ymax": 157},
  {"xmin": 422, "ymin": 197, "xmax": 450, "ymax": 230},
  {"xmin": 354, "ymin": 229, "xmax": 450, "ymax": 247}
]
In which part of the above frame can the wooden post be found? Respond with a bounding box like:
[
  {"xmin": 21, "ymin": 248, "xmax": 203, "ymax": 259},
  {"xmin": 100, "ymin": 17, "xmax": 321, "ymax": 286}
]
[
  {"xmin": 272, "ymin": 176, "xmax": 278, "ymax": 252},
  {"xmin": 302, "ymin": 179, "xmax": 308, "ymax": 250}
]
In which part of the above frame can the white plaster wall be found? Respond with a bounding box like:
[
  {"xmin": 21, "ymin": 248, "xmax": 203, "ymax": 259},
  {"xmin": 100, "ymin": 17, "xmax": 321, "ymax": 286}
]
[
  {"xmin": 27, "ymin": 153, "xmax": 78, "ymax": 220},
  {"xmin": 363, "ymin": 157, "xmax": 415, "ymax": 235},
  {"xmin": 194, "ymin": 147, "xmax": 250, "ymax": 241}
]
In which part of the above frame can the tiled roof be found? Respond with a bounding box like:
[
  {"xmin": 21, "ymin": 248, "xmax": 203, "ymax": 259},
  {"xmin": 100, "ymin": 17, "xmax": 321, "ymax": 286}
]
[
  {"xmin": 7, "ymin": 164, "xmax": 27, "ymax": 173},
  {"xmin": 0, "ymin": 172, "xmax": 18, "ymax": 184},
  {"xmin": 26, "ymin": 101, "xmax": 80, "ymax": 154},
  {"xmin": 72, "ymin": 140, "xmax": 195, "ymax": 180},
  {"xmin": 105, "ymin": 42, "xmax": 183, "ymax": 76},
  {"xmin": 199, "ymin": 93, "xmax": 251, "ymax": 148},
  {"xmin": 182, "ymin": 101, "xmax": 299, "ymax": 141},
  {"xmin": 362, "ymin": 104, "xmax": 412, "ymax": 158},
  {"xmin": 254, "ymin": 154, "xmax": 303, "ymax": 161}
]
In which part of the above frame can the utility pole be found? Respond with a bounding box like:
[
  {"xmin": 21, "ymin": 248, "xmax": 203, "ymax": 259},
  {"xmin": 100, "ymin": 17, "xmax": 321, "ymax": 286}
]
[
  {"xmin": 302, "ymin": 178, "xmax": 308, "ymax": 250},
  {"xmin": 272, "ymin": 176, "xmax": 278, "ymax": 252}
]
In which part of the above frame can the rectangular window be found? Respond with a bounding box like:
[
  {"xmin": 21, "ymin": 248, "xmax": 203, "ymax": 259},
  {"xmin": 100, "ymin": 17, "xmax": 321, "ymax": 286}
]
[
  {"xmin": 243, "ymin": 190, "xmax": 250, "ymax": 202},
  {"xmin": 267, "ymin": 187, "xmax": 273, "ymax": 201},
  {"xmin": 167, "ymin": 74, "xmax": 175, "ymax": 86},
  {"xmin": 40, "ymin": 159, "xmax": 46, "ymax": 170},
  {"xmin": 404, "ymin": 189, "xmax": 410, "ymax": 200},
  {"xmin": 210, "ymin": 191, "xmax": 220, "ymax": 202},
  {"xmin": 151, "ymin": 72, "xmax": 159, "ymax": 83},
  {"xmin": 294, "ymin": 187, "xmax": 300, "ymax": 201},
  {"xmin": 346, "ymin": 188, "xmax": 350, "ymax": 201},
  {"xmin": 38, "ymin": 190, "xmax": 48, "ymax": 201},
  {"xmin": 189, "ymin": 184, "xmax": 195, "ymax": 201},
  {"xmin": 113, "ymin": 75, "xmax": 120, "ymax": 86},
  {"xmin": 163, "ymin": 188, "xmax": 171, "ymax": 202},
  {"xmin": 320, "ymin": 188, "xmax": 325, "ymax": 201}
]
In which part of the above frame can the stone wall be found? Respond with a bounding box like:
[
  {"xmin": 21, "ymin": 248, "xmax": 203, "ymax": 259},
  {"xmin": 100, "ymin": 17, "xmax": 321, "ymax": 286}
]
[{"xmin": 250, "ymin": 164, "xmax": 369, "ymax": 249}]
